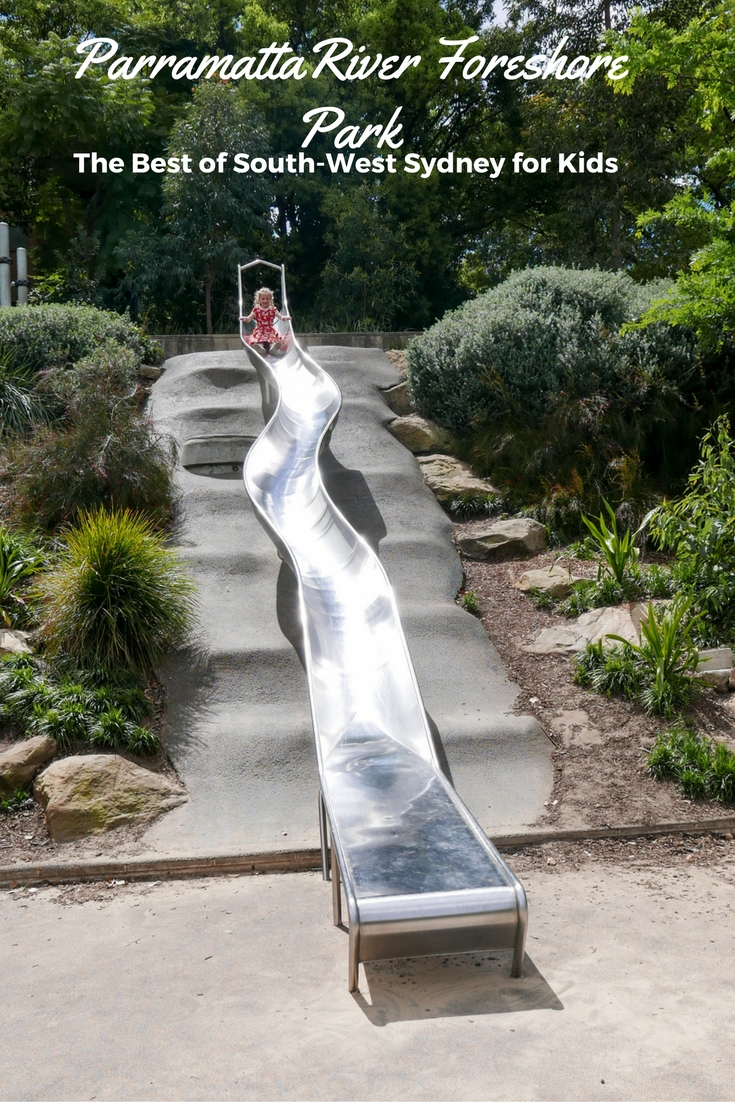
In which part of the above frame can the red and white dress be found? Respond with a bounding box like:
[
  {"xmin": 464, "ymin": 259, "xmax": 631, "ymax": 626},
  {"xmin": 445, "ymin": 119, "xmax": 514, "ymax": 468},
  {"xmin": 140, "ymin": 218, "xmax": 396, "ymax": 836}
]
[{"xmin": 249, "ymin": 305, "xmax": 280, "ymax": 344}]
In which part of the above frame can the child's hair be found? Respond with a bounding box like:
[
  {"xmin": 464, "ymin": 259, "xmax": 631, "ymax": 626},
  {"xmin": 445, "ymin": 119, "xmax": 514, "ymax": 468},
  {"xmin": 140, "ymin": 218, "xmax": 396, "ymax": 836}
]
[{"xmin": 254, "ymin": 286, "xmax": 274, "ymax": 306}]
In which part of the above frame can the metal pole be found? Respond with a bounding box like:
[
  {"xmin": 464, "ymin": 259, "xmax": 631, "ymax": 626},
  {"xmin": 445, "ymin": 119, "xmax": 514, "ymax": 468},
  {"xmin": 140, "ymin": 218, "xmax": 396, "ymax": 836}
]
[
  {"xmin": 15, "ymin": 247, "xmax": 28, "ymax": 305},
  {"xmin": 0, "ymin": 223, "xmax": 11, "ymax": 308}
]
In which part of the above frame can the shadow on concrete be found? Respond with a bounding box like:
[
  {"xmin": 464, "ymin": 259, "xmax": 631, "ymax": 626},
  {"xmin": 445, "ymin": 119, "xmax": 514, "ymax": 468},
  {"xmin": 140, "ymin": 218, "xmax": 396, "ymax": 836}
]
[
  {"xmin": 156, "ymin": 648, "xmax": 224, "ymax": 755},
  {"xmin": 353, "ymin": 951, "xmax": 563, "ymax": 1026},
  {"xmin": 320, "ymin": 448, "xmax": 387, "ymax": 552}
]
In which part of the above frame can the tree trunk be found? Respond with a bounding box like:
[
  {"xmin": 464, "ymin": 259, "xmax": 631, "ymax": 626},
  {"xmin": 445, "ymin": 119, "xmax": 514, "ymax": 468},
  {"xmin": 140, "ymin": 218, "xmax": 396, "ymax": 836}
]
[
  {"xmin": 610, "ymin": 189, "xmax": 622, "ymax": 270},
  {"xmin": 603, "ymin": 1, "xmax": 612, "ymax": 31},
  {"xmin": 205, "ymin": 268, "xmax": 214, "ymax": 335}
]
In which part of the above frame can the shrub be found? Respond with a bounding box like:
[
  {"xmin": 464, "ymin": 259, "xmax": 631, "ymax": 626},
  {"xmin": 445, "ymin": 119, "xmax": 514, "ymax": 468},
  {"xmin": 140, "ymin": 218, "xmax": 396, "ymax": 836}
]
[
  {"xmin": 0, "ymin": 304, "xmax": 145, "ymax": 373},
  {"xmin": 125, "ymin": 726, "xmax": 160, "ymax": 756},
  {"xmin": 407, "ymin": 267, "xmax": 692, "ymax": 434},
  {"xmin": 0, "ymin": 527, "xmax": 46, "ymax": 627},
  {"xmin": 0, "ymin": 653, "xmax": 159, "ymax": 752},
  {"xmin": 448, "ymin": 493, "xmax": 500, "ymax": 521},
  {"xmin": 647, "ymin": 416, "xmax": 735, "ymax": 644},
  {"xmin": 407, "ymin": 267, "xmax": 697, "ymax": 518},
  {"xmin": 573, "ymin": 599, "xmax": 700, "ymax": 715},
  {"xmin": 39, "ymin": 508, "xmax": 197, "ymax": 671},
  {"xmin": 647, "ymin": 721, "xmax": 735, "ymax": 803},
  {"xmin": 88, "ymin": 707, "xmax": 134, "ymax": 749},
  {"xmin": 8, "ymin": 376, "xmax": 177, "ymax": 530},
  {"xmin": 582, "ymin": 499, "xmax": 640, "ymax": 585},
  {"xmin": 0, "ymin": 347, "xmax": 52, "ymax": 437}
]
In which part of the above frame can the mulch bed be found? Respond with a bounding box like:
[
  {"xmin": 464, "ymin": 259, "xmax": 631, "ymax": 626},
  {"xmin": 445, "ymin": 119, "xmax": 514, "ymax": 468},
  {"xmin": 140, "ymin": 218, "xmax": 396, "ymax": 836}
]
[{"xmin": 455, "ymin": 525, "xmax": 735, "ymax": 834}]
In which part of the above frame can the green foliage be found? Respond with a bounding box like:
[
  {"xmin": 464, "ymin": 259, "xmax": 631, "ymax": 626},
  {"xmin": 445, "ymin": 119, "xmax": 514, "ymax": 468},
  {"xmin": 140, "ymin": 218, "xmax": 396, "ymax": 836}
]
[
  {"xmin": 642, "ymin": 563, "xmax": 674, "ymax": 600},
  {"xmin": 582, "ymin": 499, "xmax": 640, "ymax": 585},
  {"xmin": 0, "ymin": 652, "xmax": 159, "ymax": 753},
  {"xmin": 125, "ymin": 725, "xmax": 160, "ymax": 756},
  {"xmin": 117, "ymin": 81, "xmax": 270, "ymax": 334},
  {"xmin": 619, "ymin": 3, "xmax": 735, "ymax": 348},
  {"xmin": 460, "ymin": 590, "xmax": 479, "ymax": 613},
  {"xmin": 0, "ymin": 305, "xmax": 145, "ymax": 373},
  {"xmin": 0, "ymin": 348, "xmax": 52, "ymax": 438},
  {"xmin": 311, "ymin": 188, "xmax": 418, "ymax": 332},
  {"xmin": 408, "ymin": 268, "xmax": 698, "ymax": 522},
  {"xmin": 0, "ymin": 527, "xmax": 45, "ymax": 627},
  {"xmin": 648, "ymin": 417, "xmax": 735, "ymax": 644},
  {"xmin": 573, "ymin": 639, "xmax": 644, "ymax": 700},
  {"xmin": 8, "ymin": 344, "xmax": 177, "ymax": 530},
  {"xmin": 575, "ymin": 598, "xmax": 700, "ymax": 715},
  {"xmin": 39, "ymin": 509, "xmax": 197, "ymax": 671},
  {"xmin": 448, "ymin": 493, "xmax": 501, "ymax": 521},
  {"xmin": 0, "ymin": 788, "xmax": 33, "ymax": 813},
  {"xmin": 88, "ymin": 706, "xmax": 134, "ymax": 749},
  {"xmin": 528, "ymin": 587, "xmax": 555, "ymax": 611},
  {"xmin": 647, "ymin": 721, "xmax": 735, "ymax": 803},
  {"xmin": 407, "ymin": 267, "xmax": 689, "ymax": 433},
  {"xmin": 631, "ymin": 599, "xmax": 701, "ymax": 716}
]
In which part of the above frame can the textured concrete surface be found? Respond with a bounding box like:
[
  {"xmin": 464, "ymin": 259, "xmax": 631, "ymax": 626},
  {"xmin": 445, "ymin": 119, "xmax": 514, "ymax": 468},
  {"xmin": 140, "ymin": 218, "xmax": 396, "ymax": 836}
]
[
  {"xmin": 2, "ymin": 864, "xmax": 734, "ymax": 1100},
  {"xmin": 142, "ymin": 348, "xmax": 552, "ymax": 855}
]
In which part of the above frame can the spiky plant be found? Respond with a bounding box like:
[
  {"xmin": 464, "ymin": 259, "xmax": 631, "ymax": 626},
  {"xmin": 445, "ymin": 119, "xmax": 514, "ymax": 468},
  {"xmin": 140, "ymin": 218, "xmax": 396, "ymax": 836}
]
[
  {"xmin": 39, "ymin": 508, "xmax": 197, "ymax": 672},
  {"xmin": 0, "ymin": 347, "xmax": 51, "ymax": 439}
]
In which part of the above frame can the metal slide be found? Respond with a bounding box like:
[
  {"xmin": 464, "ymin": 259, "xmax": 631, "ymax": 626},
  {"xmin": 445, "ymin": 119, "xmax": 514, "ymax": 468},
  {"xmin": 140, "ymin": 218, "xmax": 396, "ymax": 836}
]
[{"xmin": 239, "ymin": 260, "xmax": 528, "ymax": 991}]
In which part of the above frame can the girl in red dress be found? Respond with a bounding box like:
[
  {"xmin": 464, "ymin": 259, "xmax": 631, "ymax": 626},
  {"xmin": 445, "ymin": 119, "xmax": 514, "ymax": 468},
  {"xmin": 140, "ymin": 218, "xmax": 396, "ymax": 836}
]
[{"xmin": 240, "ymin": 287, "xmax": 290, "ymax": 355}]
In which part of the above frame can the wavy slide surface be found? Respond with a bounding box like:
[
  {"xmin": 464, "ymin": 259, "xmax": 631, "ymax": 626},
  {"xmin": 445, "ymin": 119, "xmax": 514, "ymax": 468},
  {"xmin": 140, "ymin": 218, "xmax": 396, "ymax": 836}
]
[{"xmin": 239, "ymin": 261, "xmax": 527, "ymax": 990}]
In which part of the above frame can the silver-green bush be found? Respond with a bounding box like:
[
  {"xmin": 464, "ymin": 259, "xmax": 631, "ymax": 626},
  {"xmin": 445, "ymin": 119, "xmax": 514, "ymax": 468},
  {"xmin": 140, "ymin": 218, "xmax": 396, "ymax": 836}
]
[
  {"xmin": 406, "ymin": 267, "xmax": 694, "ymax": 434},
  {"xmin": 0, "ymin": 304, "xmax": 146, "ymax": 373}
]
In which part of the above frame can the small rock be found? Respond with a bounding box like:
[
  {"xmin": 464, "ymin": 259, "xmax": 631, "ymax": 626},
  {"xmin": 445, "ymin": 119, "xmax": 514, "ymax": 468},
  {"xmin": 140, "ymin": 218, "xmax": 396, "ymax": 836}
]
[
  {"xmin": 725, "ymin": 833, "xmax": 733, "ymax": 841},
  {"xmin": 522, "ymin": 602, "xmax": 650, "ymax": 655},
  {"xmin": 695, "ymin": 669, "xmax": 731, "ymax": 693},
  {"xmin": 0, "ymin": 630, "xmax": 32, "ymax": 656},
  {"xmin": 381, "ymin": 381, "xmax": 413, "ymax": 416},
  {"xmin": 417, "ymin": 455, "xmax": 498, "ymax": 505},
  {"xmin": 458, "ymin": 519, "xmax": 547, "ymax": 563},
  {"xmin": 34, "ymin": 755, "xmax": 187, "ymax": 842},
  {"xmin": 514, "ymin": 566, "xmax": 581, "ymax": 598},
  {"xmin": 388, "ymin": 414, "xmax": 454, "ymax": 454},
  {"xmin": 729, "ymin": 670, "xmax": 735, "ymax": 692},
  {"xmin": 0, "ymin": 735, "xmax": 57, "ymax": 795},
  {"xmin": 546, "ymin": 857, "xmax": 557, "ymax": 866},
  {"xmin": 697, "ymin": 647, "xmax": 734, "ymax": 671},
  {"xmin": 138, "ymin": 364, "xmax": 164, "ymax": 381}
]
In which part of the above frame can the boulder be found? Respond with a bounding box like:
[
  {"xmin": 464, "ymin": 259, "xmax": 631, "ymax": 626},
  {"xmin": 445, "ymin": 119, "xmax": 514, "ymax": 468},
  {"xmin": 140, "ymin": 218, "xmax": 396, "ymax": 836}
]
[
  {"xmin": 521, "ymin": 603, "xmax": 649, "ymax": 654},
  {"xmin": 693, "ymin": 648, "xmax": 734, "ymax": 693},
  {"xmin": 458, "ymin": 519, "xmax": 547, "ymax": 562},
  {"xmin": 0, "ymin": 735, "xmax": 57, "ymax": 795},
  {"xmin": 417, "ymin": 455, "xmax": 498, "ymax": 504},
  {"xmin": 0, "ymin": 630, "xmax": 32, "ymax": 657},
  {"xmin": 34, "ymin": 755, "xmax": 188, "ymax": 842},
  {"xmin": 514, "ymin": 566, "xmax": 582, "ymax": 598},
  {"xmin": 382, "ymin": 381, "xmax": 413, "ymax": 416},
  {"xmin": 697, "ymin": 647, "xmax": 734, "ymax": 672},
  {"xmin": 696, "ymin": 669, "xmax": 731, "ymax": 693},
  {"xmin": 388, "ymin": 414, "xmax": 453, "ymax": 454}
]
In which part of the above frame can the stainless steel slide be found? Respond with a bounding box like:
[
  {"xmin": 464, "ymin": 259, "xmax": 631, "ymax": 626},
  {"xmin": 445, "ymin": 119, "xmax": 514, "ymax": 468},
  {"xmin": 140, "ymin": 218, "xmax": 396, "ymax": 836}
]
[{"xmin": 238, "ymin": 260, "xmax": 528, "ymax": 991}]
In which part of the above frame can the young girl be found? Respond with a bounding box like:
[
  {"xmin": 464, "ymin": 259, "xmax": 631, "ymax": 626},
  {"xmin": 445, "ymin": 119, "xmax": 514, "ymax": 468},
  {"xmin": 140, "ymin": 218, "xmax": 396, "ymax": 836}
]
[{"xmin": 240, "ymin": 287, "xmax": 290, "ymax": 355}]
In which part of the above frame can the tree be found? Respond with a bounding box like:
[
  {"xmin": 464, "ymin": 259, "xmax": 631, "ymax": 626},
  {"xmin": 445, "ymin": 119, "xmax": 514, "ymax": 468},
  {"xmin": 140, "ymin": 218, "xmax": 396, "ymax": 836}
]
[
  {"xmin": 616, "ymin": 2, "xmax": 735, "ymax": 346},
  {"xmin": 118, "ymin": 82, "xmax": 271, "ymax": 333}
]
